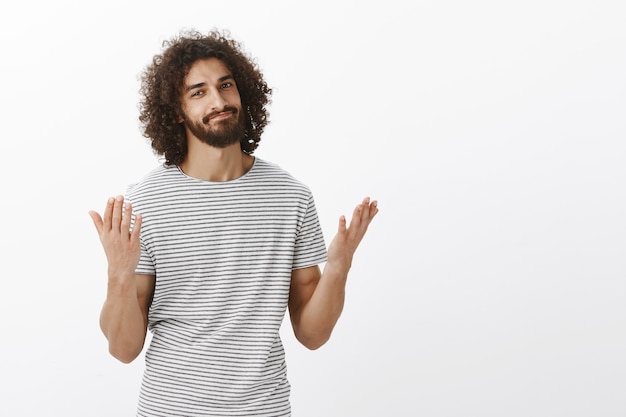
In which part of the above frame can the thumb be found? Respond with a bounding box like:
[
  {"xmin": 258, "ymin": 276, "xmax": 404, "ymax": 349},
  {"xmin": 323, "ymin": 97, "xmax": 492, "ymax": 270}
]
[{"xmin": 88, "ymin": 210, "xmax": 104, "ymax": 234}]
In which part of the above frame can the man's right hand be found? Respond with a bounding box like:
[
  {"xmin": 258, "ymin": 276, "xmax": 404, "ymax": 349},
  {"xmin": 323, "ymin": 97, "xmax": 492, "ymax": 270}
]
[{"xmin": 89, "ymin": 195, "xmax": 142, "ymax": 278}]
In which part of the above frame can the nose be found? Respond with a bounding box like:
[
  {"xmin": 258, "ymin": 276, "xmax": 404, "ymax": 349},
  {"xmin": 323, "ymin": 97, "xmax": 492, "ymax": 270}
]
[{"xmin": 207, "ymin": 88, "xmax": 228, "ymax": 111}]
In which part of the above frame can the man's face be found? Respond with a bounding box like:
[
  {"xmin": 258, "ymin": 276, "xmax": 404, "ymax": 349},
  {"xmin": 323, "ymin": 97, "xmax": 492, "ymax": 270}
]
[{"xmin": 180, "ymin": 58, "xmax": 244, "ymax": 148}]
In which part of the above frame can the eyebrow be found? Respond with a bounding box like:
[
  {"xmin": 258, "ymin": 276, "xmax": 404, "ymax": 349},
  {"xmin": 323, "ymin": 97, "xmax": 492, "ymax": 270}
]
[{"xmin": 184, "ymin": 75, "xmax": 234, "ymax": 93}]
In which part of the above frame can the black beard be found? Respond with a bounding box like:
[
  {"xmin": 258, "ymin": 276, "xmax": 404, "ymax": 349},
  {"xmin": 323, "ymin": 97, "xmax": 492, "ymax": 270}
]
[{"xmin": 185, "ymin": 109, "xmax": 244, "ymax": 149}]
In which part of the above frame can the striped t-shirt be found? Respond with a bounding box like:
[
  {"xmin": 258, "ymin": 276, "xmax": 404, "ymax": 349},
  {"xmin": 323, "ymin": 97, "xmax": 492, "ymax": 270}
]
[{"xmin": 125, "ymin": 157, "xmax": 328, "ymax": 416}]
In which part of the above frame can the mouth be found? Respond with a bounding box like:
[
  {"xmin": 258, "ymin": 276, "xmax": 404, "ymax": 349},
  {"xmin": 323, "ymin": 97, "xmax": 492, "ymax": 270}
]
[
  {"xmin": 210, "ymin": 112, "xmax": 231, "ymax": 122},
  {"xmin": 204, "ymin": 107, "xmax": 237, "ymax": 124}
]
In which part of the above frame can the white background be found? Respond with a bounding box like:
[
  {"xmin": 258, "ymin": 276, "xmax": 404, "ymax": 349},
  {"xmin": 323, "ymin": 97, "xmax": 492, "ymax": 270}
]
[{"xmin": 1, "ymin": 1, "xmax": 624, "ymax": 416}]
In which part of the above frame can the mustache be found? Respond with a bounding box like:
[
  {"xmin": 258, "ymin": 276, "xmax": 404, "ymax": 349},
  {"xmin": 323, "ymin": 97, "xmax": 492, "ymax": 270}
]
[{"xmin": 202, "ymin": 106, "xmax": 239, "ymax": 124}]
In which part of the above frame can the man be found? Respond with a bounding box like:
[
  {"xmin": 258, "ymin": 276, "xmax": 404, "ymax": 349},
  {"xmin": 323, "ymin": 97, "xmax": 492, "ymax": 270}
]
[{"xmin": 89, "ymin": 29, "xmax": 378, "ymax": 416}]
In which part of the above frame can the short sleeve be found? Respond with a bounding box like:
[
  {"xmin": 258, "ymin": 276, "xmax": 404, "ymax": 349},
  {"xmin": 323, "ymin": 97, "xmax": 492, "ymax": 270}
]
[
  {"xmin": 125, "ymin": 188, "xmax": 156, "ymax": 276},
  {"xmin": 292, "ymin": 194, "xmax": 328, "ymax": 269}
]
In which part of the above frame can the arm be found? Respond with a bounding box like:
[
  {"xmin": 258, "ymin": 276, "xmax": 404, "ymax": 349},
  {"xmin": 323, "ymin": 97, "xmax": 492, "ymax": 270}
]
[
  {"xmin": 288, "ymin": 197, "xmax": 379, "ymax": 350},
  {"xmin": 99, "ymin": 273, "xmax": 154, "ymax": 363},
  {"xmin": 89, "ymin": 195, "xmax": 154, "ymax": 363}
]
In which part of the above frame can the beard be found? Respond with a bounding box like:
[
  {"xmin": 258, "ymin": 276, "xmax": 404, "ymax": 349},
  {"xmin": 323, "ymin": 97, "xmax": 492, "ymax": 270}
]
[{"xmin": 184, "ymin": 107, "xmax": 245, "ymax": 149}]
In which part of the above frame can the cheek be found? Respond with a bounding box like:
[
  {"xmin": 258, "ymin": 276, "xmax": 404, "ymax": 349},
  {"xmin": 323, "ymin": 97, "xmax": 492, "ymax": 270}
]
[
  {"xmin": 228, "ymin": 89, "xmax": 242, "ymax": 105},
  {"xmin": 181, "ymin": 104, "xmax": 202, "ymax": 121}
]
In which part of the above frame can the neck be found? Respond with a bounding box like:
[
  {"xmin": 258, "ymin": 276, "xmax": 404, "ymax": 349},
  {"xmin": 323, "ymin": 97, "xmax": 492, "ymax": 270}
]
[{"xmin": 179, "ymin": 141, "xmax": 254, "ymax": 182}]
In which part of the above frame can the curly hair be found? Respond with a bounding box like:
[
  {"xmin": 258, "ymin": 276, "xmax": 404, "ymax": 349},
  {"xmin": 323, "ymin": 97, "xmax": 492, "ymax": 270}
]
[{"xmin": 138, "ymin": 29, "xmax": 272, "ymax": 165}]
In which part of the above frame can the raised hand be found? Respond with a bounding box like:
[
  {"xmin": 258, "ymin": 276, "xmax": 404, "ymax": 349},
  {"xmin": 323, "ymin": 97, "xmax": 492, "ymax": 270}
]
[
  {"xmin": 326, "ymin": 197, "xmax": 379, "ymax": 273},
  {"xmin": 89, "ymin": 195, "xmax": 143, "ymax": 278}
]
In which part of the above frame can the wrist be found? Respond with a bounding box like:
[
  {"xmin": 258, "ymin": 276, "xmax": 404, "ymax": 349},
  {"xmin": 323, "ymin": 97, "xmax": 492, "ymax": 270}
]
[
  {"xmin": 324, "ymin": 258, "xmax": 351, "ymax": 279},
  {"xmin": 107, "ymin": 269, "xmax": 137, "ymax": 290}
]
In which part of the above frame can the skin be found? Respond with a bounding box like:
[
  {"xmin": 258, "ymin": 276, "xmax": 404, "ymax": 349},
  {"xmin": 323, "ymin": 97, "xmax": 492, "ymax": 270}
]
[{"xmin": 89, "ymin": 58, "xmax": 379, "ymax": 363}]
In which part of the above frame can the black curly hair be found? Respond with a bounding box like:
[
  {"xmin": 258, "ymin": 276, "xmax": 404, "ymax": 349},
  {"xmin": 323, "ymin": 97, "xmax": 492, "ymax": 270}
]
[{"xmin": 138, "ymin": 29, "xmax": 272, "ymax": 165}]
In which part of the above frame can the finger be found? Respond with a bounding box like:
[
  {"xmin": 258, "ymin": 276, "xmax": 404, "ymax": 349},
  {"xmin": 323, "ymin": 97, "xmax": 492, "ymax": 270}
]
[
  {"xmin": 348, "ymin": 203, "xmax": 364, "ymax": 230},
  {"xmin": 121, "ymin": 200, "xmax": 133, "ymax": 236},
  {"xmin": 354, "ymin": 196, "xmax": 371, "ymax": 223},
  {"xmin": 359, "ymin": 197, "xmax": 371, "ymax": 222},
  {"xmin": 88, "ymin": 211, "xmax": 104, "ymax": 235},
  {"xmin": 337, "ymin": 214, "xmax": 347, "ymax": 235},
  {"xmin": 368, "ymin": 200, "xmax": 379, "ymax": 219},
  {"xmin": 131, "ymin": 213, "xmax": 142, "ymax": 244},
  {"xmin": 102, "ymin": 197, "xmax": 115, "ymax": 231},
  {"xmin": 111, "ymin": 195, "xmax": 124, "ymax": 233}
]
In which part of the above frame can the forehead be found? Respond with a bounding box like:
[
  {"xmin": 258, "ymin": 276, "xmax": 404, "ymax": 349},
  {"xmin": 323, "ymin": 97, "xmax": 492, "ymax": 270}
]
[{"xmin": 185, "ymin": 58, "xmax": 232, "ymax": 83}]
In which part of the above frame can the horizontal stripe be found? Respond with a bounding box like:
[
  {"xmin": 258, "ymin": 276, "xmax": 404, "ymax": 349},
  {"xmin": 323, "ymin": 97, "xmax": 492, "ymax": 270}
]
[{"xmin": 127, "ymin": 158, "xmax": 326, "ymax": 416}]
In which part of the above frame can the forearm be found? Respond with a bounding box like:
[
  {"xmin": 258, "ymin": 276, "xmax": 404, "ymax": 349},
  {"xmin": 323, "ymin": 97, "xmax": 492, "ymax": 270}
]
[
  {"xmin": 99, "ymin": 273, "xmax": 147, "ymax": 363},
  {"xmin": 295, "ymin": 261, "xmax": 350, "ymax": 349},
  {"xmin": 291, "ymin": 196, "xmax": 378, "ymax": 349}
]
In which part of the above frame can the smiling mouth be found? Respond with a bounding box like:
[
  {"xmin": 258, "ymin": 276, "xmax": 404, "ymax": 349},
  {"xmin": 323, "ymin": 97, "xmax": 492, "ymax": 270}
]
[
  {"xmin": 203, "ymin": 108, "xmax": 236, "ymax": 124},
  {"xmin": 211, "ymin": 112, "xmax": 231, "ymax": 120},
  {"xmin": 203, "ymin": 113, "xmax": 227, "ymax": 124}
]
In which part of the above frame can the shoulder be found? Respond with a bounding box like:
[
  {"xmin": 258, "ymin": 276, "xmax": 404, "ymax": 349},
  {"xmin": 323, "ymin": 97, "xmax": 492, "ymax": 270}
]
[
  {"xmin": 251, "ymin": 157, "xmax": 311, "ymax": 193},
  {"xmin": 125, "ymin": 164, "xmax": 178, "ymax": 199}
]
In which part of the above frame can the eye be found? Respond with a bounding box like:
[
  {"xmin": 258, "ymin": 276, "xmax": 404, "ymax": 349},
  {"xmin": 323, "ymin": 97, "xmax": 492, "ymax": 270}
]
[
  {"xmin": 191, "ymin": 90, "xmax": 204, "ymax": 97},
  {"xmin": 221, "ymin": 82, "xmax": 233, "ymax": 89}
]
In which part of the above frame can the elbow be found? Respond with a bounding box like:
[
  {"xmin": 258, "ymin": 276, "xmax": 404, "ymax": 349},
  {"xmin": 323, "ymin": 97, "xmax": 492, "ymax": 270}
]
[
  {"xmin": 114, "ymin": 354, "xmax": 138, "ymax": 364},
  {"xmin": 100, "ymin": 322, "xmax": 146, "ymax": 364},
  {"xmin": 303, "ymin": 340, "xmax": 327, "ymax": 351},
  {"xmin": 292, "ymin": 315, "xmax": 339, "ymax": 350},
  {"xmin": 296, "ymin": 330, "xmax": 331, "ymax": 351},
  {"xmin": 109, "ymin": 344, "xmax": 142, "ymax": 364}
]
